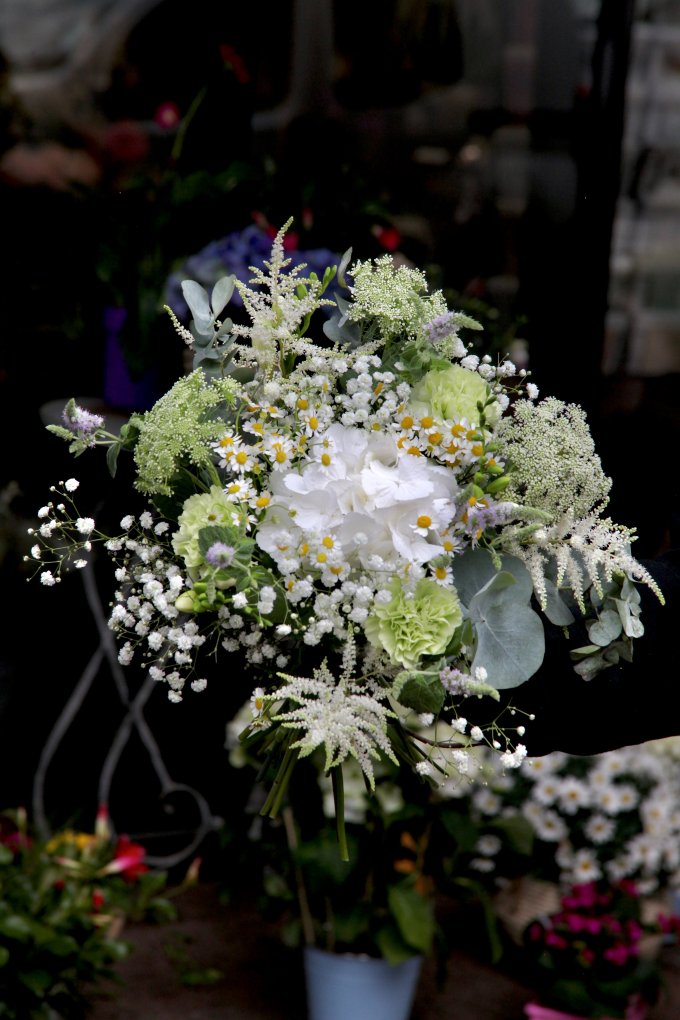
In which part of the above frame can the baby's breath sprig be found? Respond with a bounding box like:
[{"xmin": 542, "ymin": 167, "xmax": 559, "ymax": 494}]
[{"xmin": 24, "ymin": 479, "xmax": 108, "ymax": 585}]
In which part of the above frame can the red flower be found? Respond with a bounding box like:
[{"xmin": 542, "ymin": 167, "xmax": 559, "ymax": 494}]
[
  {"xmin": 108, "ymin": 835, "xmax": 148, "ymax": 882},
  {"xmin": 372, "ymin": 224, "xmax": 402, "ymax": 253},
  {"xmin": 92, "ymin": 888, "xmax": 106, "ymax": 910}
]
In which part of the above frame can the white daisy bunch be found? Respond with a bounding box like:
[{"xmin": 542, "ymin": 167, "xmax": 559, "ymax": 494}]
[
  {"xmin": 456, "ymin": 743, "xmax": 680, "ymax": 895},
  {"xmin": 27, "ymin": 220, "xmax": 664, "ymax": 838}
]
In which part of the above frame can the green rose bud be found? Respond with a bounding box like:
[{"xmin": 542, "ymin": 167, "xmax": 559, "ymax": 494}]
[{"xmin": 365, "ymin": 577, "xmax": 463, "ymax": 669}]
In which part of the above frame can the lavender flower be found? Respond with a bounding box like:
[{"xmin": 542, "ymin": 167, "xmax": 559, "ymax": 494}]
[
  {"xmin": 205, "ymin": 542, "xmax": 236, "ymax": 568},
  {"xmin": 62, "ymin": 403, "xmax": 105, "ymax": 445}
]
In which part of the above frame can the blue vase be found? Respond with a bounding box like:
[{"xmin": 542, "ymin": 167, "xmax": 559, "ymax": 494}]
[{"xmin": 303, "ymin": 946, "xmax": 423, "ymax": 1020}]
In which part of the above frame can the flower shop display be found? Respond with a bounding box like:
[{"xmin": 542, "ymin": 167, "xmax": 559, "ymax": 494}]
[
  {"xmin": 0, "ymin": 805, "xmax": 179, "ymax": 1019},
  {"xmin": 26, "ymin": 219, "xmax": 665, "ymax": 855},
  {"xmin": 521, "ymin": 878, "xmax": 680, "ymax": 1019}
]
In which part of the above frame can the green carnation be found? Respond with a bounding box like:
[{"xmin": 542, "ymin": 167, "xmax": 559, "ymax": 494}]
[
  {"xmin": 172, "ymin": 486, "xmax": 235, "ymax": 574},
  {"xmin": 410, "ymin": 364, "xmax": 498, "ymax": 427},
  {"xmin": 365, "ymin": 578, "xmax": 462, "ymax": 669}
]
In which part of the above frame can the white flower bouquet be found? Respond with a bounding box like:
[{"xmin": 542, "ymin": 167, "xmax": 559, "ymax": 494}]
[{"xmin": 28, "ymin": 220, "xmax": 663, "ymax": 850}]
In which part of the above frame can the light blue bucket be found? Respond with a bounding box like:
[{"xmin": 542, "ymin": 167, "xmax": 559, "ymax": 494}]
[{"xmin": 303, "ymin": 946, "xmax": 423, "ymax": 1020}]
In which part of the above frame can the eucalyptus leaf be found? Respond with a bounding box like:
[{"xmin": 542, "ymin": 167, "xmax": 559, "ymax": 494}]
[
  {"xmin": 470, "ymin": 600, "xmax": 545, "ymax": 689},
  {"xmin": 587, "ymin": 609, "xmax": 623, "ymax": 647},
  {"xmin": 181, "ymin": 280, "xmax": 213, "ymax": 334},
  {"xmin": 451, "ymin": 549, "xmax": 533, "ymax": 607},
  {"xmin": 614, "ymin": 597, "xmax": 644, "ymax": 638},
  {"xmin": 211, "ymin": 275, "xmax": 235, "ymax": 316},
  {"xmin": 336, "ymin": 247, "xmax": 353, "ymax": 289},
  {"xmin": 542, "ymin": 578, "xmax": 576, "ymax": 626}
]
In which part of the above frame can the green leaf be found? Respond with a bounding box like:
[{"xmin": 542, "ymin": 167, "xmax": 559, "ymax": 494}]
[
  {"xmin": 0, "ymin": 945, "xmax": 9, "ymax": 967},
  {"xmin": 470, "ymin": 597, "xmax": 545, "ymax": 689},
  {"xmin": 211, "ymin": 275, "xmax": 235, "ymax": 316},
  {"xmin": 541, "ymin": 578, "xmax": 575, "ymax": 626},
  {"xmin": 182, "ymin": 280, "xmax": 214, "ymax": 334},
  {"xmin": 387, "ymin": 884, "xmax": 435, "ymax": 954},
  {"xmin": 0, "ymin": 915, "xmax": 33, "ymax": 941},
  {"xmin": 42, "ymin": 934, "xmax": 78, "ymax": 957},
  {"xmin": 451, "ymin": 549, "xmax": 533, "ymax": 607},
  {"xmin": 374, "ymin": 924, "xmax": 418, "ymax": 965},
  {"xmin": 18, "ymin": 969, "xmax": 53, "ymax": 995},
  {"xmin": 587, "ymin": 609, "xmax": 622, "ymax": 646},
  {"xmin": 391, "ymin": 671, "xmax": 445, "ymax": 714}
]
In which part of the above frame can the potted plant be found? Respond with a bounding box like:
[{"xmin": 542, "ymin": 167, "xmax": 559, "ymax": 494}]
[
  {"xmin": 223, "ymin": 712, "xmax": 534, "ymax": 1020},
  {"xmin": 0, "ymin": 806, "xmax": 178, "ymax": 1019},
  {"xmin": 521, "ymin": 878, "xmax": 680, "ymax": 1020}
]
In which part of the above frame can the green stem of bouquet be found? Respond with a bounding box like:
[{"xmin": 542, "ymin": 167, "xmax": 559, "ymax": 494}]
[
  {"xmin": 331, "ymin": 766, "xmax": 349, "ymax": 863},
  {"xmin": 260, "ymin": 741, "xmax": 299, "ymax": 819}
]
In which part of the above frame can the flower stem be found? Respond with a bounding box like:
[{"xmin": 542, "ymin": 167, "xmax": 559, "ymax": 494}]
[
  {"xmin": 331, "ymin": 766, "xmax": 349, "ymax": 862},
  {"xmin": 260, "ymin": 740, "xmax": 299, "ymax": 819}
]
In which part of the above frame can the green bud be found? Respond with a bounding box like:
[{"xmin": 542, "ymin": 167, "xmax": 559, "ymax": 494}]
[
  {"xmin": 471, "ymin": 484, "xmax": 486, "ymax": 500},
  {"xmin": 175, "ymin": 591, "xmax": 198, "ymax": 613},
  {"xmin": 295, "ymin": 283, "xmax": 308, "ymax": 299},
  {"xmin": 487, "ymin": 476, "xmax": 511, "ymax": 494}
]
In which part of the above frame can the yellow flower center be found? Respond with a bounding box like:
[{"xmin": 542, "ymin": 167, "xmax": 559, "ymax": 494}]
[
  {"xmin": 321, "ymin": 453, "xmax": 331, "ymax": 466},
  {"xmin": 416, "ymin": 514, "xmax": 433, "ymax": 529}
]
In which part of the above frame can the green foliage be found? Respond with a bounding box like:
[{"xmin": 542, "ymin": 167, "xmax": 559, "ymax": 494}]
[{"xmin": 451, "ymin": 550, "xmax": 545, "ymax": 688}]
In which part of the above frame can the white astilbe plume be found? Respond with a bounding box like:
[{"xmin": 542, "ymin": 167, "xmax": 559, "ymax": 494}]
[
  {"xmin": 503, "ymin": 510, "xmax": 664, "ymax": 612},
  {"xmin": 269, "ymin": 634, "xmax": 398, "ymax": 788},
  {"xmin": 231, "ymin": 218, "xmax": 335, "ymax": 377}
]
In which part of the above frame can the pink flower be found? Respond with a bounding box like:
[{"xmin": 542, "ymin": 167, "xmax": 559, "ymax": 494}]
[
  {"xmin": 545, "ymin": 931, "xmax": 568, "ymax": 950},
  {"xmin": 154, "ymin": 102, "xmax": 182, "ymax": 130},
  {"xmin": 604, "ymin": 942, "xmax": 631, "ymax": 966}
]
